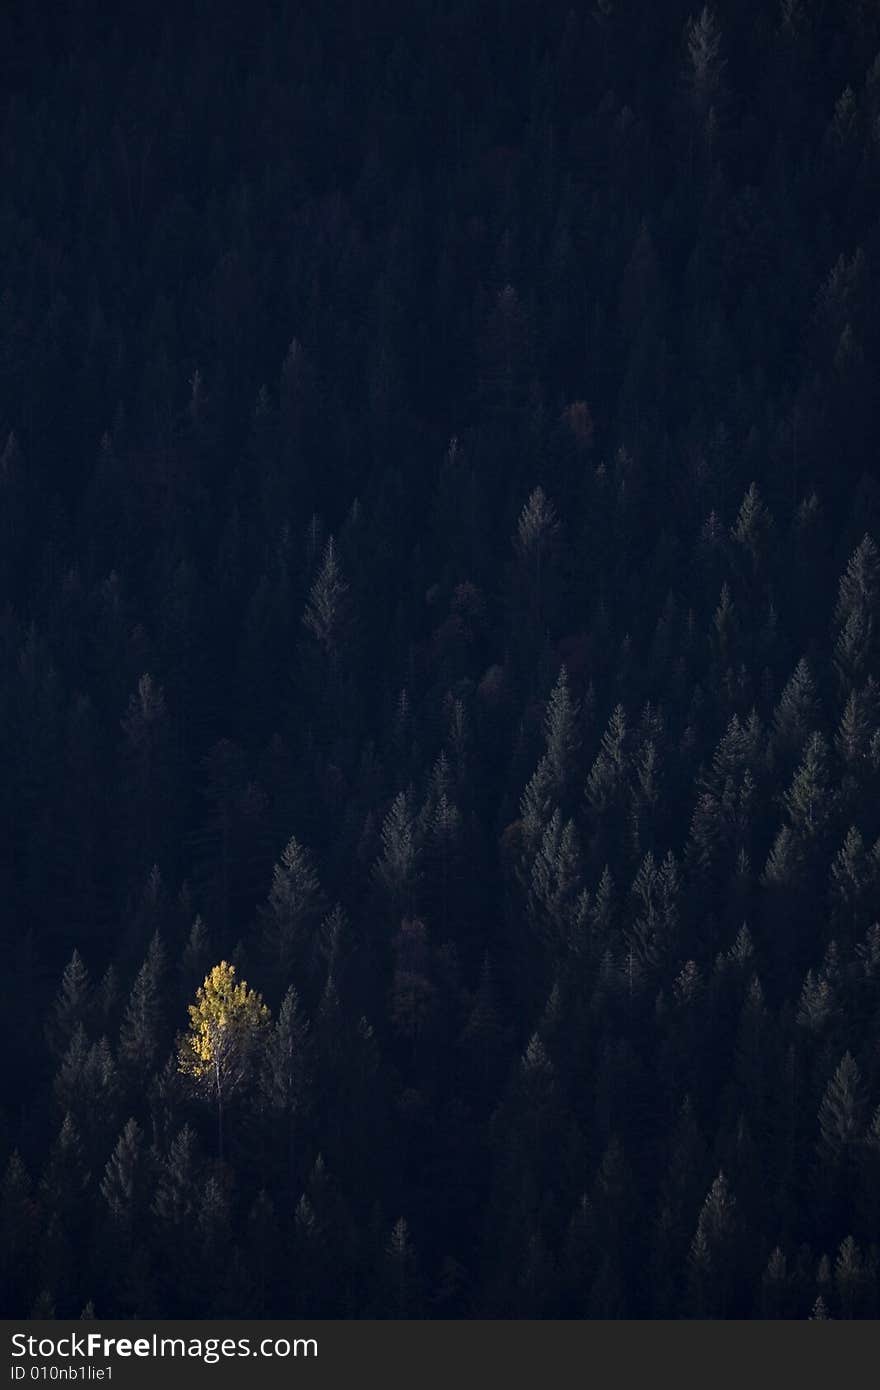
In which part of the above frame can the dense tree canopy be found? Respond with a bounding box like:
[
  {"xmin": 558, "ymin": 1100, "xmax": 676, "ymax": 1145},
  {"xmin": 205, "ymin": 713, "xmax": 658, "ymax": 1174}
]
[{"xmin": 3, "ymin": 0, "xmax": 880, "ymax": 1318}]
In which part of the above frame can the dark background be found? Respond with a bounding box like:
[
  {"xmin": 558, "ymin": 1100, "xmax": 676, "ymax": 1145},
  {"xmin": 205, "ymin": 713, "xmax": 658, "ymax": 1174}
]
[{"xmin": 2, "ymin": 0, "xmax": 880, "ymax": 1318}]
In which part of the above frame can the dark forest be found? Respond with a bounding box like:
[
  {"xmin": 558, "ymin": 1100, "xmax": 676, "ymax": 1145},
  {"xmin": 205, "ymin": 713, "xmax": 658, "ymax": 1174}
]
[{"xmin": 3, "ymin": 0, "xmax": 880, "ymax": 1320}]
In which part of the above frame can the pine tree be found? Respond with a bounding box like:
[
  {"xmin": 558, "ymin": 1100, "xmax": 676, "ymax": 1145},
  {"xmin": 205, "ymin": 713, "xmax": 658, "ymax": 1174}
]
[
  {"xmin": 260, "ymin": 984, "xmax": 311, "ymax": 1184},
  {"xmin": 818, "ymin": 1052, "xmax": 867, "ymax": 1162},
  {"xmin": 54, "ymin": 1023, "xmax": 91, "ymax": 1117},
  {"xmin": 526, "ymin": 810, "xmax": 587, "ymax": 953},
  {"xmin": 41, "ymin": 1115, "xmax": 90, "ymax": 1224},
  {"xmin": 95, "ymin": 965, "xmax": 120, "ymax": 1025},
  {"xmin": 152, "ymin": 1125, "xmax": 201, "ymax": 1231},
  {"xmin": 119, "ymin": 932, "xmax": 166, "ymax": 1077},
  {"xmin": 761, "ymin": 825, "xmax": 802, "ymax": 888},
  {"xmin": 630, "ymin": 737, "xmax": 663, "ymax": 859},
  {"xmin": 627, "ymin": 850, "xmax": 680, "ymax": 975},
  {"xmin": 100, "ymin": 1118, "xmax": 145, "ymax": 1231},
  {"xmin": 197, "ymin": 1175, "xmax": 231, "ymax": 1299},
  {"xmin": 544, "ymin": 665, "xmax": 581, "ymax": 804},
  {"xmin": 302, "ymin": 536, "xmax": 349, "ymax": 660},
  {"xmin": 382, "ymin": 1217, "xmax": 422, "ymax": 1318},
  {"xmin": 734, "ymin": 975, "xmax": 770, "ymax": 1106},
  {"xmin": 0, "ymin": 1152, "xmax": 37, "ymax": 1311},
  {"xmin": 518, "ymin": 754, "xmax": 556, "ymax": 862},
  {"xmin": 835, "ymin": 681, "xmax": 877, "ymax": 768},
  {"xmin": 687, "ymin": 1172, "xmax": 738, "ymax": 1316},
  {"xmin": 560, "ymin": 1193, "xmax": 594, "ymax": 1316},
  {"xmin": 833, "ymin": 536, "xmax": 880, "ymax": 686},
  {"xmin": 585, "ymin": 705, "xmax": 629, "ymax": 814},
  {"xmin": 772, "ymin": 658, "xmax": 820, "ymax": 758},
  {"xmin": 48, "ymin": 949, "xmax": 92, "ymax": 1057},
  {"xmin": 712, "ymin": 583, "xmax": 739, "ymax": 666},
  {"xmin": 761, "ymin": 1247, "xmax": 794, "ymax": 1319},
  {"xmin": 180, "ymin": 915, "xmax": 213, "ymax": 996},
  {"xmin": 834, "ymin": 535, "xmax": 880, "ymax": 634},
  {"xmin": 834, "ymin": 1235, "xmax": 868, "ymax": 1319},
  {"xmin": 152, "ymin": 1124, "xmax": 202, "ymax": 1305},
  {"xmin": 684, "ymin": 6, "xmax": 726, "ymax": 121},
  {"xmin": 830, "ymin": 826, "xmax": 870, "ymax": 937},
  {"xmin": 783, "ymin": 732, "xmax": 833, "ymax": 840},
  {"xmin": 260, "ymin": 835, "xmax": 324, "ymax": 978},
  {"xmin": 731, "ymin": 481, "xmax": 773, "ymax": 577},
  {"xmin": 419, "ymin": 752, "xmax": 462, "ymax": 931},
  {"xmin": 513, "ymin": 486, "xmax": 560, "ymax": 634},
  {"xmin": 373, "ymin": 790, "xmax": 421, "ymax": 915},
  {"xmin": 589, "ymin": 866, "xmax": 616, "ymax": 958},
  {"xmin": 796, "ymin": 970, "xmax": 837, "ymax": 1034}
]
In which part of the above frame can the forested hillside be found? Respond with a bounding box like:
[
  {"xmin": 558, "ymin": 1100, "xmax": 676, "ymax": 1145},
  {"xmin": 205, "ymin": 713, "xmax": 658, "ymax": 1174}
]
[{"xmin": 3, "ymin": 0, "xmax": 880, "ymax": 1318}]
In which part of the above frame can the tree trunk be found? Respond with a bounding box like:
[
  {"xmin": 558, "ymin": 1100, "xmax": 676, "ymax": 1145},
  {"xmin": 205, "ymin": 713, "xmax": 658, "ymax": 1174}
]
[{"xmin": 216, "ymin": 1066, "xmax": 224, "ymax": 1163}]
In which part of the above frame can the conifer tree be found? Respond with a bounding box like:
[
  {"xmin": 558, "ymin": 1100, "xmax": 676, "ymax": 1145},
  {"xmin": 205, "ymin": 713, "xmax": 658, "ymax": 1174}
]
[
  {"xmin": 526, "ymin": 810, "xmax": 587, "ymax": 953},
  {"xmin": 585, "ymin": 705, "xmax": 629, "ymax": 814},
  {"xmin": 100, "ymin": 1118, "xmax": 145, "ymax": 1232},
  {"xmin": 152, "ymin": 1125, "xmax": 202, "ymax": 1306},
  {"xmin": 731, "ymin": 482, "xmax": 773, "ymax": 577},
  {"xmin": 0, "ymin": 1152, "xmax": 37, "ymax": 1312},
  {"xmin": 833, "ymin": 536, "xmax": 880, "ymax": 686},
  {"xmin": 41, "ymin": 1115, "xmax": 90, "ymax": 1225},
  {"xmin": 687, "ymin": 1172, "xmax": 738, "ymax": 1316},
  {"xmin": 119, "ymin": 932, "xmax": 166, "ymax": 1078},
  {"xmin": 513, "ymin": 486, "xmax": 560, "ymax": 635},
  {"xmin": 48, "ymin": 949, "xmax": 92, "ymax": 1057},
  {"xmin": 373, "ymin": 790, "xmax": 421, "ymax": 915},
  {"xmin": 260, "ymin": 836, "xmax": 324, "ymax": 979},
  {"xmin": 761, "ymin": 825, "xmax": 801, "ymax": 888},
  {"xmin": 818, "ymin": 1052, "xmax": 867, "ymax": 1162},
  {"xmin": 627, "ymin": 850, "xmax": 680, "ymax": 974},
  {"xmin": 518, "ymin": 754, "xmax": 557, "ymax": 864},
  {"xmin": 834, "ymin": 1235, "xmax": 868, "ymax": 1319},
  {"xmin": 829, "ymin": 826, "xmax": 870, "ymax": 937},
  {"xmin": 180, "ymin": 915, "xmax": 213, "ymax": 997},
  {"xmin": 835, "ymin": 680, "xmax": 877, "ymax": 770},
  {"xmin": 302, "ymin": 536, "xmax": 349, "ymax": 661},
  {"xmin": 773, "ymin": 658, "xmax": 820, "ymax": 758},
  {"xmin": 684, "ymin": 6, "xmax": 726, "ymax": 124},
  {"xmin": 152, "ymin": 1125, "xmax": 201, "ymax": 1233},
  {"xmin": 260, "ymin": 984, "xmax": 311, "ymax": 1184},
  {"xmin": 783, "ymin": 732, "xmax": 833, "ymax": 840},
  {"xmin": 382, "ymin": 1217, "xmax": 422, "ymax": 1318},
  {"xmin": 796, "ymin": 970, "xmax": 837, "ymax": 1035},
  {"xmin": 544, "ymin": 665, "xmax": 581, "ymax": 805},
  {"xmin": 197, "ymin": 1175, "xmax": 231, "ymax": 1301}
]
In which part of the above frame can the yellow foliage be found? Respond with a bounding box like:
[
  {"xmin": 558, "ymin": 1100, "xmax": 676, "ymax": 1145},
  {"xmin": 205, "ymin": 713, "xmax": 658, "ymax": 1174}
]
[{"xmin": 178, "ymin": 960, "xmax": 270, "ymax": 1091}]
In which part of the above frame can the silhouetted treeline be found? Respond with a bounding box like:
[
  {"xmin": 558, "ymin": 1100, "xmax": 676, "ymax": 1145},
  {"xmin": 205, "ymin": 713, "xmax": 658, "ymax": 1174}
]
[{"xmin": 3, "ymin": 0, "xmax": 880, "ymax": 1318}]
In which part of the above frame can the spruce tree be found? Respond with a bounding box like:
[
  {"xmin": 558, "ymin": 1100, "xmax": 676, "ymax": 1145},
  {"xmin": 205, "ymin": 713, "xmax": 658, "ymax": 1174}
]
[
  {"xmin": 119, "ymin": 932, "xmax": 166, "ymax": 1078},
  {"xmin": 260, "ymin": 836, "xmax": 324, "ymax": 979},
  {"xmin": 373, "ymin": 791, "xmax": 421, "ymax": 916},
  {"xmin": 818, "ymin": 1052, "xmax": 867, "ymax": 1161},
  {"xmin": 302, "ymin": 536, "xmax": 349, "ymax": 660},
  {"xmin": 772, "ymin": 658, "xmax": 820, "ymax": 758},
  {"xmin": 48, "ymin": 949, "xmax": 92, "ymax": 1058},
  {"xmin": 833, "ymin": 536, "xmax": 880, "ymax": 686},
  {"xmin": 100, "ymin": 1118, "xmax": 145, "ymax": 1232}
]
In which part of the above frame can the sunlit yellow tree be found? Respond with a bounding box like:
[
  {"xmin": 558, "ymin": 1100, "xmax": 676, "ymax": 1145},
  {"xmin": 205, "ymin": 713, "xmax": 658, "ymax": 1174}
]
[{"xmin": 178, "ymin": 961, "xmax": 270, "ymax": 1160}]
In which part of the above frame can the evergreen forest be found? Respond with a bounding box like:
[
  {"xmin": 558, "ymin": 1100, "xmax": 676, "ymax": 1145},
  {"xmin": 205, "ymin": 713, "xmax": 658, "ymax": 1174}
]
[{"xmin": 3, "ymin": 0, "xmax": 880, "ymax": 1319}]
